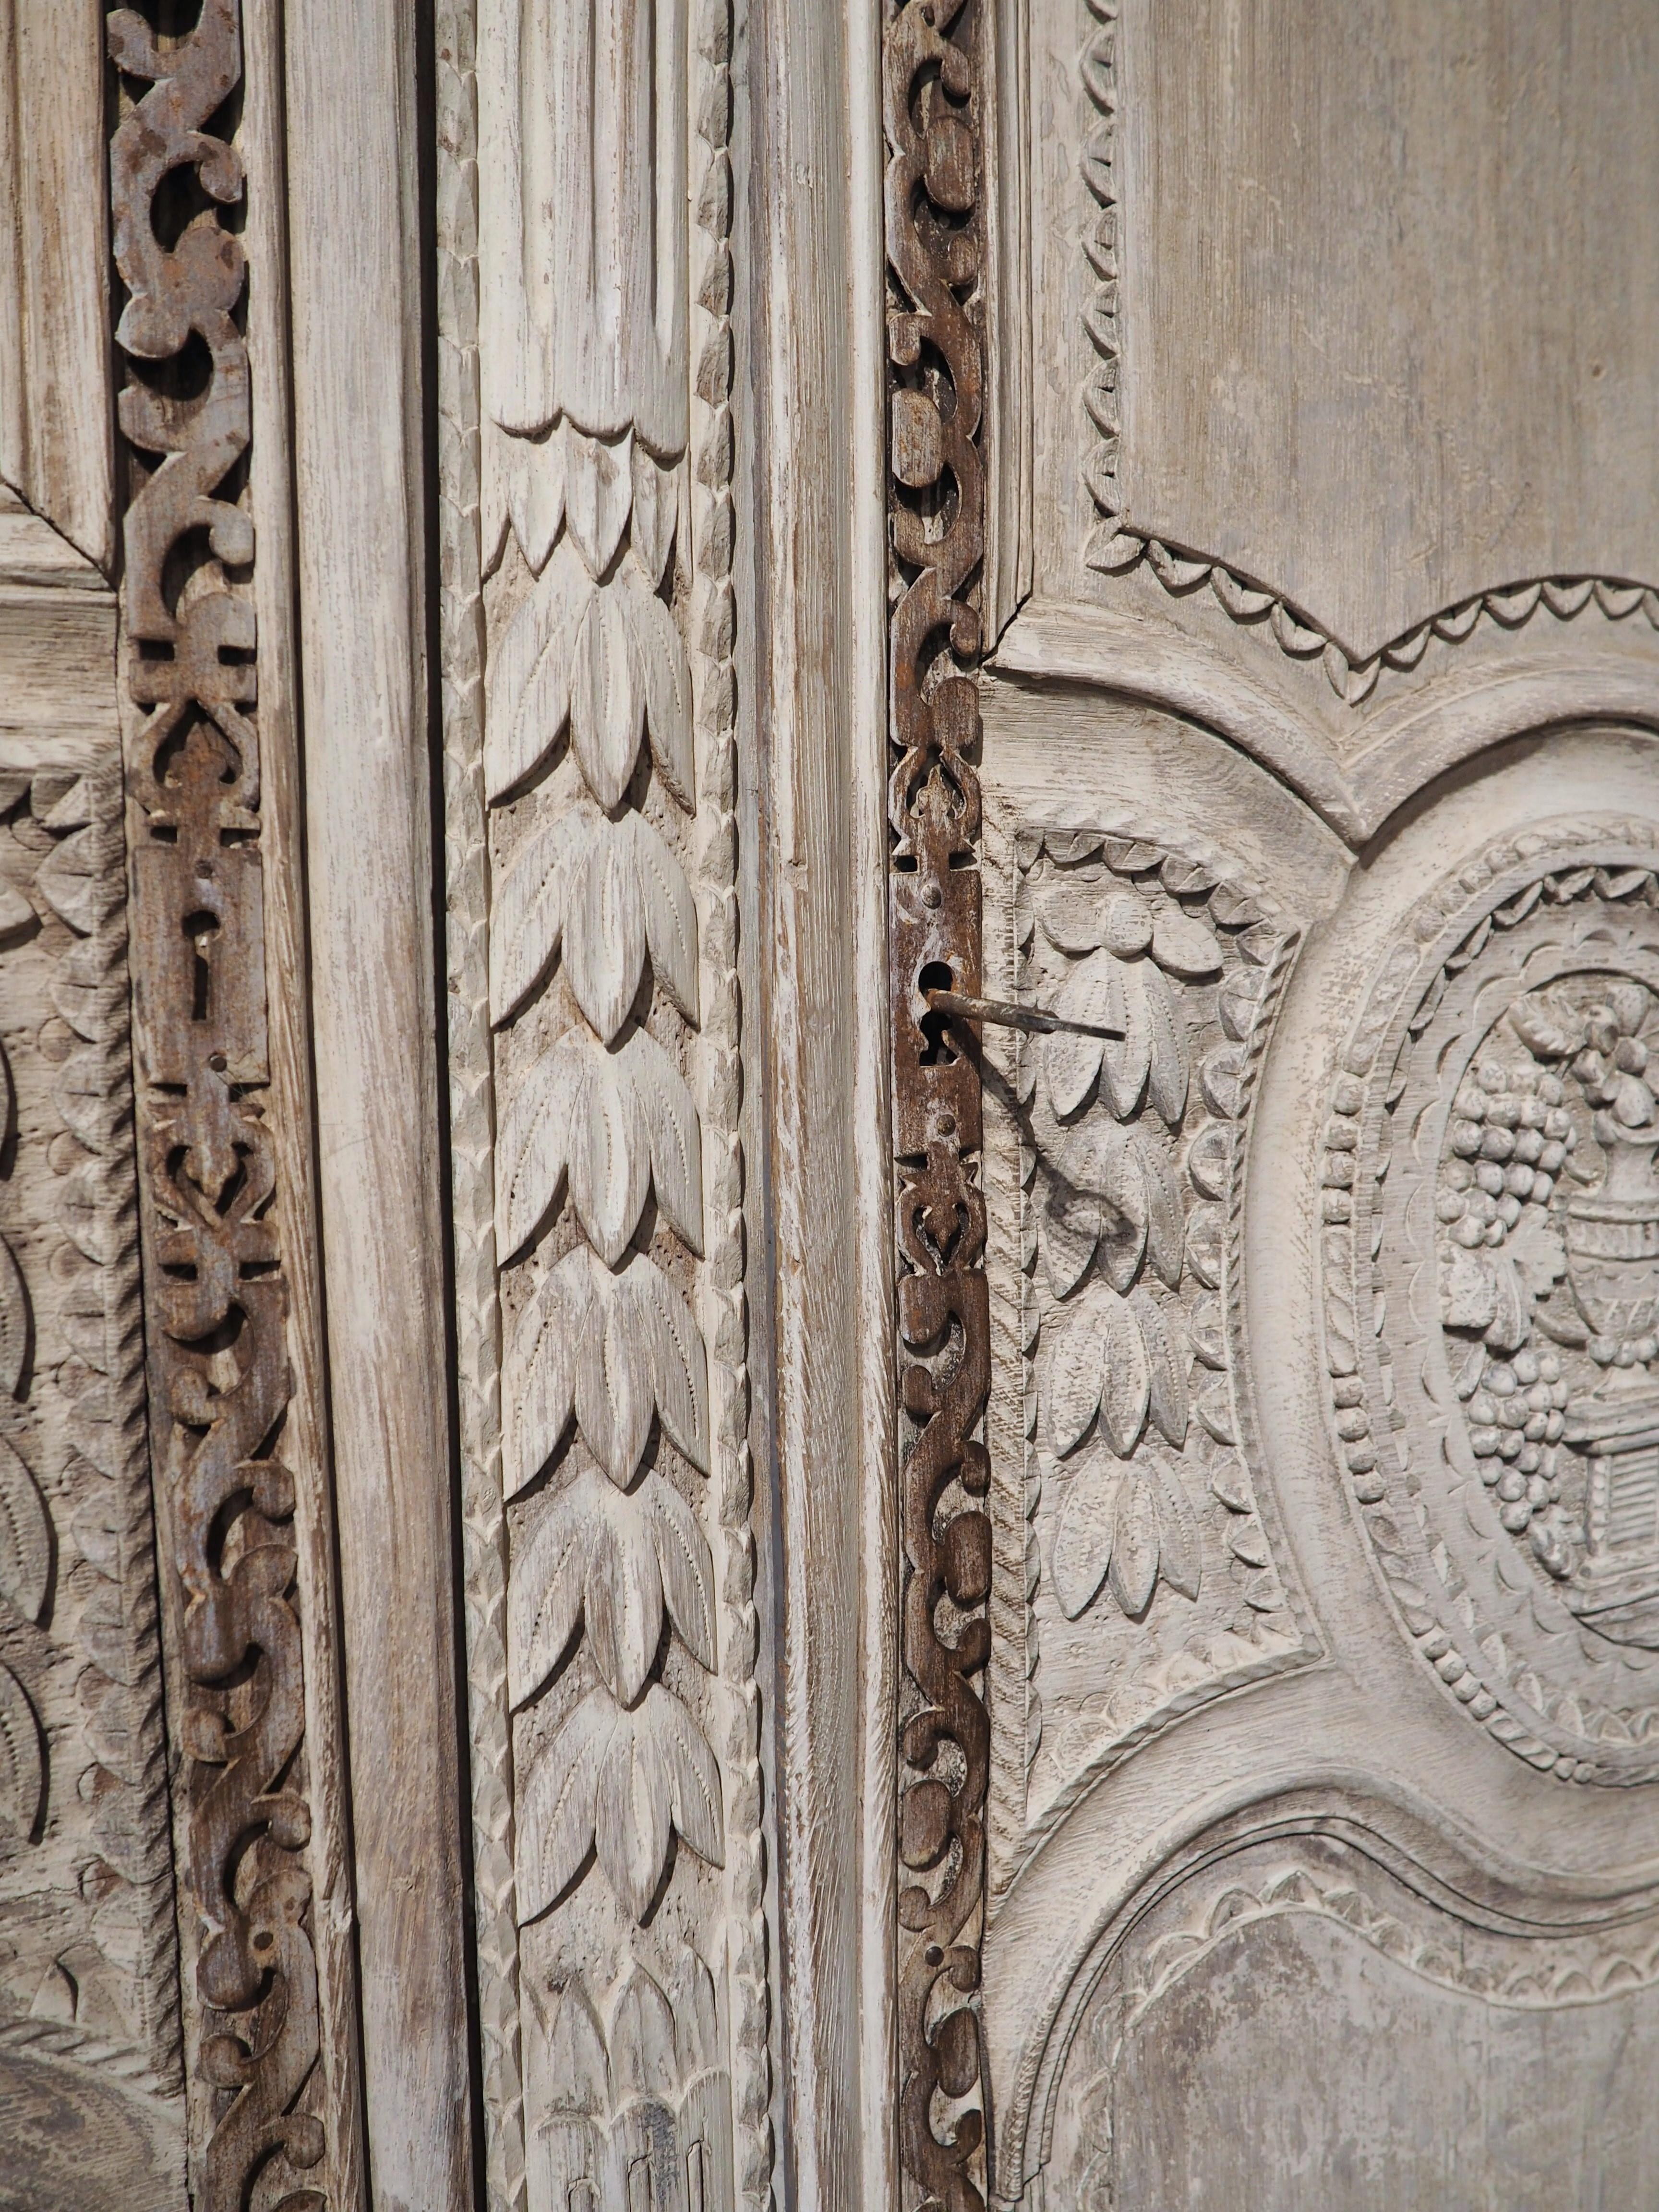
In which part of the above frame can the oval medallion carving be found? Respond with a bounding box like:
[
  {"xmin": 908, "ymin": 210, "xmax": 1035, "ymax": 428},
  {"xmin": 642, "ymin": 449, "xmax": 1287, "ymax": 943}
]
[{"xmin": 1323, "ymin": 817, "xmax": 1659, "ymax": 1782}]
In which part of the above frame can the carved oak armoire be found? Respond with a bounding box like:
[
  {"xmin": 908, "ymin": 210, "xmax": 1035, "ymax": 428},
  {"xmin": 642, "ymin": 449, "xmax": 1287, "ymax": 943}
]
[{"xmin": 1, "ymin": 2, "xmax": 1658, "ymax": 2208}]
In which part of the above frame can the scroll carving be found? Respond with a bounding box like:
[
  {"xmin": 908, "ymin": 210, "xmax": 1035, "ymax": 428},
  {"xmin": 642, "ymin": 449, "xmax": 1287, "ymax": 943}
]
[
  {"xmin": 1000, "ymin": 821, "xmax": 1307, "ymax": 1860},
  {"xmin": 464, "ymin": 3, "xmax": 769, "ymax": 2208},
  {"xmin": 885, "ymin": 0, "xmax": 993, "ymax": 2204},
  {"xmin": 109, "ymin": 3, "xmax": 331, "ymax": 2198},
  {"xmin": 1325, "ymin": 818, "xmax": 1659, "ymax": 1782}
]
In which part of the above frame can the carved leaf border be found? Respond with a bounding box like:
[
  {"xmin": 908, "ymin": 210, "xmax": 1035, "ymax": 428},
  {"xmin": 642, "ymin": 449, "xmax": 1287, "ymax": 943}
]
[{"xmin": 442, "ymin": 5, "xmax": 773, "ymax": 2210}]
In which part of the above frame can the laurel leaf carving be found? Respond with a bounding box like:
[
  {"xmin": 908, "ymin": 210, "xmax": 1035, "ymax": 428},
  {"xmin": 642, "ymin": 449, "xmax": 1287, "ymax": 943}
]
[
  {"xmin": 1101, "ymin": 958, "xmax": 1151, "ymax": 1118},
  {"xmin": 0, "ymin": 1659, "xmax": 43, "ymax": 1837},
  {"xmin": 507, "ymin": 1476, "xmax": 592, "ymax": 1703},
  {"xmin": 0, "ymin": 1233, "xmax": 27, "ymax": 1401},
  {"xmin": 0, "ymin": 1434, "xmax": 52, "ymax": 1626},
  {"xmin": 517, "ymin": 1681, "xmax": 723, "ymax": 1926},
  {"xmin": 485, "ymin": 536, "xmax": 592, "ymax": 800},
  {"xmin": 1051, "ymin": 1449, "xmax": 1121, "ymax": 1619},
  {"xmin": 1133, "ymin": 1286, "xmax": 1190, "ymax": 1448},
  {"xmin": 571, "ymin": 586, "xmax": 643, "ymax": 810},
  {"xmin": 1137, "ymin": 1134, "xmax": 1185, "ymax": 1290},
  {"xmin": 1107, "ymin": 1471, "xmax": 1160, "ymax": 1615},
  {"xmin": 1143, "ymin": 965, "xmax": 1190, "ymax": 1126},
  {"xmin": 1096, "ymin": 1288, "xmax": 1151, "ymax": 1455},
  {"xmin": 516, "ymin": 1685, "xmax": 614, "ymax": 1920},
  {"xmin": 505, "ymin": 1248, "xmax": 709, "ymax": 1497},
  {"xmin": 559, "ymin": 812, "xmax": 697, "ymax": 1043},
  {"xmin": 508, "ymin": 1467, "xmax": 716, "ymax": 1713},
  {"xmin": 1045, "ymin": 1291, "xmax": 1105, "ymax": 1457},
  {"xmin": 1151, "ymin": 1454, "xmax": 1202, "ymax": 1599},
  {"xmin": 626, "ymin": 574, "xmax": 695, "ymax": 812},
  {"xmin": 495, "ymin": 1036, "xmax": 585, "ymax": 1261},
  {"xmin": 582, "ymin": 1493, "xmax": 663, "ymax": 1707},
  {"xmin": 490, "ymin": 800, "xmax": 586, "ymax": 1024},
  {"xmin": 649, "ymin": 1476, "xmax": 716, "ymax": 1669}
]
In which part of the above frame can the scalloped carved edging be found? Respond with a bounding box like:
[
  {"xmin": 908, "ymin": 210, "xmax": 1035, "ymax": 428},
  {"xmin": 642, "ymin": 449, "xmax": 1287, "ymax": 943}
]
[
  {"xmin": 458, "ymin": 5, "xmax": 772, "ymax": 2210},
  {"xmin": 108, "ymin": 3, "xmax": 337, "ymax": 2198},
  {"xmin": 1051, "ymin": 1829, "xmax": 1659, "ymax": 2211},
  {"xmin": 1075, "ymin": 0, "xmax": 1659, "ymax": 709}
]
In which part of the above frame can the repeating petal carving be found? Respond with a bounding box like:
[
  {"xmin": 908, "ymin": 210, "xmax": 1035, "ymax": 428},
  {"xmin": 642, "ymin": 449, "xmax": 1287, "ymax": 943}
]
[
  {"xmin": 466, "ymin": 0, "xmax": 765, "ymax": 2199},
  {"xmin": 1010, "ymin": 824, "xmax": 1305, "ymax": 1830},
  {"xmin": 505, "ymin": 1247, "xmax": 710, "ymax": 1498},
  {"xmin": 0, "ymin": 1434, "xmax": 51, "ymax": 1626},
  {"xmin": 517, "ymin": 1682, "xmax": 724, "ymax": 1927},
  {"xmin": 497, "ymin": 1026, "xmax": 702, "ymax": 1268},
  {"xmin": 0, "ymin": 1658, "xmax": 43, "ymax": 1836},
  {"xmin": 508, "ymin": 1467, "xmax": 715, "ymax": 1711}
]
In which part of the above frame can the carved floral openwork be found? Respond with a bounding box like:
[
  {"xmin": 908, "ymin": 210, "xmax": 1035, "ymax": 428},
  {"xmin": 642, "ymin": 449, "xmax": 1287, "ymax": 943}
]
[
  {"xmin": 998, "ymin": 821, "xmax": 1309, "ymax": 1851},
  {"xmin": 885, "ymin": 0, "xmax": 995, "ymax": 2203},
  {"xmin": 1325, "ymin": 818, "xmax": 1659, "ymax": 1782}
]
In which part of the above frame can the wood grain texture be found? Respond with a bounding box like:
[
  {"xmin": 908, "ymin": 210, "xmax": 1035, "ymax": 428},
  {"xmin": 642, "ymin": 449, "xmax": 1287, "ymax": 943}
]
[
  {"xmin": 0, "ymin": 0, "xmax": 112, "ymax": 570},
  {"xmin": 283, "ymin": 4, "xmax": 474, "ymax": 2205},
  {"xmin": 240, "ymin": 3, "xmax": 368, "ymax": 2198},
  {"xmin": 1114, "ymin": 0, "xmax": 1659, "ymax": 660},
  {"xmin": 749, "ymin": 0, "xmax": 894, "ymax": 2205}
]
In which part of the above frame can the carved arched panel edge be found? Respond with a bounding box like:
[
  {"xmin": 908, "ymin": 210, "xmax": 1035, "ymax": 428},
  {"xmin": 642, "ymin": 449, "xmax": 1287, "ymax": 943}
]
[
  {"xmin": 993, "ymin": 600, "xmax": 1659, "ymax": 849},
  {"xmin": 1324, "ymin": 813, "xmax": 1659, "ymax": 1787},
  {"xmin": 991, "ymin": 1773, "xmax": 1659, "ymax": 2206}
]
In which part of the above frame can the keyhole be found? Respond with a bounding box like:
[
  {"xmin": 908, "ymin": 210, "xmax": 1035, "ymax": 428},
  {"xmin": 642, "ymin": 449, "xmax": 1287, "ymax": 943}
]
[
  {"xmin": 916, "ymin": 961, "xmax": 960, "ymax": 1066},
  {"xmin": 183, "ymin": 910, "xmax": 219, "ymax": 1022}
]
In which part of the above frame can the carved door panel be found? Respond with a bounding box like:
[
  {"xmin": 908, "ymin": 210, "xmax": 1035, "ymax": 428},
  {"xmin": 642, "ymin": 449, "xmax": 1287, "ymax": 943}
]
[
  {"xmin": 6, "ymin": 4, "xmax": 1659, "ymax": 2209},
  {"xmin": 887, "ymin": 4, "xmax": 1659, "ymax": 2207}
]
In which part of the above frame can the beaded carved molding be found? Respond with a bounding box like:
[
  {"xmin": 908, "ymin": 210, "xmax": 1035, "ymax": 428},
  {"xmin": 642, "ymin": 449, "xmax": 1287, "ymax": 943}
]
[
  {"xmin": 1323, "ymin": 817, "xmax": 1659, "ymax": 1784},
  {"xmin": 447, "ymin": 5, "xmax": 774, "ymax": 2211}
]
